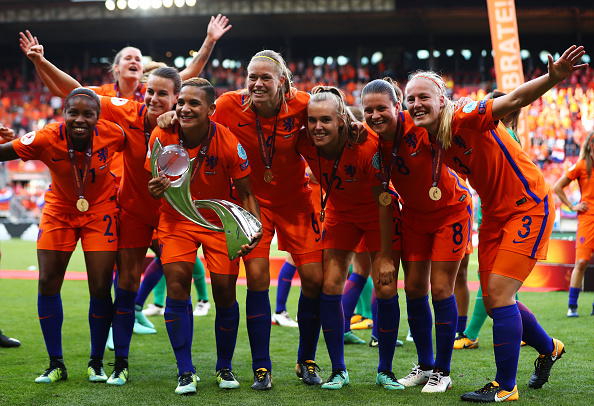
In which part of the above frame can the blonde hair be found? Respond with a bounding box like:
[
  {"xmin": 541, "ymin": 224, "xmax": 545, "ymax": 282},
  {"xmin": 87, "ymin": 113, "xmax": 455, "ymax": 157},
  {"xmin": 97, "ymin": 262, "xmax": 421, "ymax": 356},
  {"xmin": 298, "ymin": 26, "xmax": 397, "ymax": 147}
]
[
  {"xmin": 140, "ymin": 61, "xmax": 167, "ymax": 84},
  {"xmin": 242, "ymin": 50, "xmax": 296, "ymax": 113},
  {"xmin": 309, "ymin": 86, "xmax": 354, "ymax": 150},
  {"xmin": 407, "ymin": 70, "xmax": 456, "ymax": 149},
  {"xmin": 579, "ymin": 131, "xmax": 594, "ymax": 179}
]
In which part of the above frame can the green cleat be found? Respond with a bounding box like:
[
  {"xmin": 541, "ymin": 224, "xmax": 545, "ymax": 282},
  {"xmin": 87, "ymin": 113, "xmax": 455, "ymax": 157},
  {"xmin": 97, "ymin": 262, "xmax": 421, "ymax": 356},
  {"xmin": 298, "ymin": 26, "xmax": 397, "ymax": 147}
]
[
  {"xmin": 88, "ymin": 358, "xmax": 108, "ymax": 383},
  {"xmin": 135, "ymin": 306, "xmax": 155, "ymax": 329},
  {"xmin": 107, "ymin": 358, "xmax": 129, "ymax": 386},
  {"xmin": 35, "ymin": 360, "xmax": 67, "ymax": 383},
  {"xmin": 175, "ymin": 371, "xmax": 198, "ymax": 395},
  {"xmin": 321, "ymin": 369, "xmax": 349, "ymax": 389},
  {"xmin": 344, "ymin": 331, "xmax": 366, "ymax": 344},
  {"xmin": 216, "ymin": 367, "xmax": 240, "ymax": 389},
  {"xmin": 376, "ymin": 370, "xmax": 405, "ymax": 390}
]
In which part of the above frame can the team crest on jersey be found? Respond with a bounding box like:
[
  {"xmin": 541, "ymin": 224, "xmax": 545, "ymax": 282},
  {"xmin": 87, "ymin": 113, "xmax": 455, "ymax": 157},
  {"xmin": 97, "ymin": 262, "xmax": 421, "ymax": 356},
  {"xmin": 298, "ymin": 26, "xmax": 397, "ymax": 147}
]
[
  {"xmin": 404, "ymin": 133, "xmax": 418, "ymax": 149},
  {"xmin": 206, "ymin": 155, "xmax": 218, "ymax": 170},
  {"xmin": 110, "ymin": 97, "xmax": 129, "ymax": 106},
  {"xmin": 344, "ymin": 164, "xmax": 356, "ymax": 177},
  {"xmin": 98, "ymin": 148, "xmax": 108, "ymax": 163},
  {"xmin": 237, "ymin": 143, "xmax": 247, "ymax": 160},
  {"xmin": 462, "ymin": 101, "xmax": 478, "ymax": 114},
  {"xmin": 372, "ymin": 152, "xmax": 381, "ymax": 170},
  {"xmin": 282, "ymin": 117, "xmax": 296, "ymax": 132},
  {"xmin": 21, "ymin": 131, "xmax": 36, "ymax": 145},
  {"xmin": 453, "ymin": 135, "xmax": 467, "ymax": 149}
]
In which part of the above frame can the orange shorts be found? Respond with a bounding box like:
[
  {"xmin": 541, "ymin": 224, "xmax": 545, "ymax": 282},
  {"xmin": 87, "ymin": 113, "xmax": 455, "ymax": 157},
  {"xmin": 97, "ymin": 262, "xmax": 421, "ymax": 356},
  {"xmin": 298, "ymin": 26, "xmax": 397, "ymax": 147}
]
[
  {"xmin": 478, "ymin": 191, "xmax": 554, "ymax": 282},
  {"xmin": 401, "ymin": 204, "xmax": 471, "ymax": 262},
  {"xmin": 245, "ymin": 194, "xmax": 322, "ymax": 267},
  {"xmin": 575, "ymin": 215, "xmax": 594, "ymax": 261},
  {"xmin": 158, "ymin": 216, "xmax": 239, "ymax": 275},
  {"xmin": 322, "ymin": 209, "xmax": 402, "ymax": 253},
  {"xmin": 37, "ymin": 208, "xmax": 119, "ymax": 252},
  {"xmin": 117, "ymin": 210, "xmax": 158, "ymax": 249}
]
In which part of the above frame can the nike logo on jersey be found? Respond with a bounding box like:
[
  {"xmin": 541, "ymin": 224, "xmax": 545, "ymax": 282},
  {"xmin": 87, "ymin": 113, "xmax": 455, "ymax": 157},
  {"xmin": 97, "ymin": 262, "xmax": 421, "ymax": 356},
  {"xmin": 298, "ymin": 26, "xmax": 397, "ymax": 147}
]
[
  {"xmin": 512, "ymin": 239, "xmax": 526, "ymax": 244},
  {"xmin": 452, "ymin": 246, "xmax": 464, "ymax": 253},
  {"xmin": 108, "ymin": 238, "xmax": 117, "ymax": 243},
  {"xmin": 129, "ymin": 124, "xmax": 140, "ymax": 130},
  {"xmin": 238, "ymin": 122, "xmax": 251, "ymax": 127},
  {"xmin": 51, "ymin": 157, "xmax": 64, "ymax": 162}
]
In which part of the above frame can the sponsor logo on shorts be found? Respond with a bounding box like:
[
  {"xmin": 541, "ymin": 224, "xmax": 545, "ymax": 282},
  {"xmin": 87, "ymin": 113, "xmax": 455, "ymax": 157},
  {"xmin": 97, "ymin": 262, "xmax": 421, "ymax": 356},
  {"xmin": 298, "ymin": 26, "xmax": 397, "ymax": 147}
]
[
  {"xmin": 512, "ymin": 238, "xmax": 526, "ymax": 244},
  {"xmin": 452, "ymin": 246, "xmax": 464, "ymax": 253}
]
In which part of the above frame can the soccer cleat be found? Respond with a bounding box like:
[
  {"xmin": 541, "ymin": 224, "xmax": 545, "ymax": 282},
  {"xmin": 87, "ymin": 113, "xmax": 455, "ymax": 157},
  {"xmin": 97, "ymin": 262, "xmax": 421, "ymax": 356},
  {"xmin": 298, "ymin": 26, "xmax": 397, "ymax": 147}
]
[
  {"xmin": 133, "ymin": 319, "xmax": 157, "ymax": 334},
  {"xmin": 406, "ymin": 329, "xmax": 414, "ymax": 342},
  {"xmin": 107, "ymin": 358, "xmax": 129, "ymax": 386},
  {"xmin": 461, "ymin": 381, "xmax": 519, "ymax": 402},
  {"xmin": 344, "ymin": 331, "xmax": 366, "ymax": 344},
  {"xmin": 453, "ymin": 332, "xmax": 479, "ymax": 349},
  {"xmin": 135, "ymin": 306, "xmax": 155, "ymax": 329},
  {"xmin": 421, "ymin": 370, "xmax": 452, "ymax": 393},
  {"xmin": 0, "ymin": 330, "xmax": 21, "ymax": 348},
  {"xmin": 528, "ymin": 338, "xmax": 565, "ymax": 389},
  {"xmin": 350, "ymin": 314, "xmax": 363, "ymax": 325},
  {"xmin": 87, "ymin": 358, "xmax": 108, "ymax": 383},
  {"xmin": 369, "ymin": 335, "xmax": 379, "ymax": 347},
  {"xmin": 106, "ymin": 327, "xmax": 114, "ymax": 351},
  {"xmin": 396, "ymin": 339, "xmax": 404, "ymax": 347},
  {"xmin": 193, "ymin": 300, "xmax": 211, "ymax": 317},
  {"xmin": 295, "ymin": 360, "xmax": 323, "ymax": 385},
  {"xmin": 376, "ymin": 370, "xmax": 405, "ymax": 390},
  {"xmin": 175, "ymin": 371, "xmax": 198, "ymax": 395},
  {"xmin": 251, "ymin": 368, "xmax": 272, "ymax": 390},
  {"xmin": 567, "ymin": 306, "xmax": 578, "ymax": 318},
  {"xmin": 216, "ymin": 367, "xmax": 240, "ymax": 389},
  {"xmin": 271, "ymin": 310, "xmax": 298, "ymax": 327},
  {"xmin": 398, "ymin": 364, "xmax": 432, "ymax": 387},
  {"xmin": 142, "ymin": 303, "xmax": 165, "ymax": 317},
  {"xmin": 35, "ymin": 360, "xmax": 67, "ymax": 383},
  {"xmin": 350, "ymin": 317, "xmax": 373, "ymax": 330},
  {"xmin": 321, "ymin": 369, "xmax": 349, "ymax": 389}
]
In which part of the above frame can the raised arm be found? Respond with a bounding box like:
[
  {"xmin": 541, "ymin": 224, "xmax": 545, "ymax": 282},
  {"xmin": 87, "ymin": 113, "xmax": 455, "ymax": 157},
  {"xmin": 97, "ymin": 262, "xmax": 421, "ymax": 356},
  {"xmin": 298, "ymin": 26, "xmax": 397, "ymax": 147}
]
[
  {"xmin": 492, "ymin": 45, "xmax": 587, "ymax": 121},
  {"xmin": 19, "ymin": 30, "xmax": 81, "ymax": 98},
  {"xmin": 179, "ymin": 14, "xmax": 232, "ymax": 81}
]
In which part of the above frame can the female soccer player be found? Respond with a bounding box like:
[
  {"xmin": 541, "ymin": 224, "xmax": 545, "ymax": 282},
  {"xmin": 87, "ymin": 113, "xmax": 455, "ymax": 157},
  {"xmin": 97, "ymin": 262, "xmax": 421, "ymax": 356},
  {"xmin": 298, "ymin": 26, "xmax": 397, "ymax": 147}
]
[
  {"xmin": 297, "ymin": 86, "xmax": 402, "ymax": 390},
  {"xmin": 361, "ymin": 78, "xmax": 472, "ymax": 393},
  {"xmin": 404, "ymin": 44, "xmax": 586, "ymax": 402},
  {"xmin": 147, "ymin": 77, "xmax": 261, "ymax": 394},
  {"xmin": 0, "ymin": 88, "xmax": 125, "ymax": 383},
  {"xmin": 554, "ymin": 131, "xmax": 594, "ymax": 317}
]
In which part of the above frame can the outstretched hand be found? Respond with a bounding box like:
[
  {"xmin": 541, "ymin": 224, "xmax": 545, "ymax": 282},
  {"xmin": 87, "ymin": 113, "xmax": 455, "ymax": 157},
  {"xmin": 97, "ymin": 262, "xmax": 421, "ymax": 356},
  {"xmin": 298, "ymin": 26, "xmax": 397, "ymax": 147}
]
[
  {"xmin": 0, "ymin": 125, "xmax": 15, "ymax": 142},
  {"xmin": 548, "ymin": 45, "xmax": 588, "ymax": 83},
  {"xmin": 207, "ymin": 14, "xmax": 232, "ymax": 41},
  {"xmin": 19, "ymin": 30, "xmax": 44, "ymax": 63}
]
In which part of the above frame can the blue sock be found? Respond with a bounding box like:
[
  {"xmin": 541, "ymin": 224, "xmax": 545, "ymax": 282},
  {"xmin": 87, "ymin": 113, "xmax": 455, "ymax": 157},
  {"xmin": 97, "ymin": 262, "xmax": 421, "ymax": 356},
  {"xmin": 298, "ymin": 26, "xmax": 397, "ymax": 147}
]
[
  {"xmin": 187, "ymin": 296, "xmax": 194, "ymax": 344},
  {"xmin": 342, "ymin": 272, "xmax": 367, "ymax": 333},
  {"xmin": 215, "ymin": 302, "xmax": 240, "ymax": 371},
  {"xmin": 275, "ymin": 261, "xmax": 297, "ymax": 313},
  {"xmin": 377, "ymin": 295, "xmax": 399, "ymax": 372},
  {"xmin": 433, "ymin": 295, "xmax": 457, "ymax": 373},
  {"xmin": 135, "ymin": 257, "xmax": 163, "ymax": 307},
  {"xmin": 517, "ymin": 301, "xmax": 554, "ymax": 355},
  {"xmin": 407, "ymin": 295, "xmax": 434, "ymax": 369},
  {"xmin": 38, "ymin": 293, "xmax": 64, "ymax": 357},
  {"xmin": 297, "ymin": 292, "xmax": 321, "ymax": 362},
  {"xmin": 371, "ymin": 289, "xmax": 378, "ymax": 339},
  {"xmin": 492, "ymin": 304, "xmax": 522, "ymax": 391},
  {"xmin": 246, "ymin": 289, "xmax": 272, "ymax": 371},
  {"xmin": 89, "ymin": 296, "xmax": 113, "ymax": 358},
  {"xmin": 320, "ymin": 292, "xmax": 345, "ymax": 370},
  {"xmin": 165, "ymin": 297, "xmax": 194, "ymax": 375},
  {"xmin": 457, "ymin": 315, "xmax": 467, "ymax": 334},
  {"xmin": 568, "ymin": 287, "xmax": 580, "ymax": 307},
  {"xmin": 112, "ymin": 287, "xmax": 136, "ymax": 358}
]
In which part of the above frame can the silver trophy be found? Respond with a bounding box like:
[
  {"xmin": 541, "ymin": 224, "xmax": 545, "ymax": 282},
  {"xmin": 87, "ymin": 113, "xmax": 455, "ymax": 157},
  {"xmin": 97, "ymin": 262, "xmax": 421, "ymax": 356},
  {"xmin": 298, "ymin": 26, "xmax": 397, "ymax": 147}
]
[{"xmin": 151, "ymin": 139, "xmax": 262, "ymax": 260}]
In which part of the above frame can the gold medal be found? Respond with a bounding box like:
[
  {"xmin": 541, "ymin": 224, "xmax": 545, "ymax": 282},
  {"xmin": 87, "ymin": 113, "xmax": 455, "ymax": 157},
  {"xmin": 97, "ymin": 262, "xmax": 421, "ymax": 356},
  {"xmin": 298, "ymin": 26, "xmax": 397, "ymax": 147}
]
[
  {"xmin": 429, "ymin": 186, "xmax": 442, "ymax": 201},
  {"xmin": 76, "ymin": 198, "xmax": 89, "ymax": 212},
  {"xmin": 264, "ymin": 169, "xmax": 273, "ymax": 183},
  {"xmin": 319, "ymin": 209, "xmax": 325, "ymax": 223},
  {"xmin": 379, "ymin": 192, "xmax": 391, "ymax": 206}
]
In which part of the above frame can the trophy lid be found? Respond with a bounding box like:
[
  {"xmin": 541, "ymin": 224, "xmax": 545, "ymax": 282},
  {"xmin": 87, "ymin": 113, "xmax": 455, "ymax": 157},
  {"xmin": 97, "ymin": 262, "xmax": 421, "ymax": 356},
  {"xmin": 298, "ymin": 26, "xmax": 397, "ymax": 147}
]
[{"xmin": 157, "ymin": 144, "xmax": 190, "ymax": 177}]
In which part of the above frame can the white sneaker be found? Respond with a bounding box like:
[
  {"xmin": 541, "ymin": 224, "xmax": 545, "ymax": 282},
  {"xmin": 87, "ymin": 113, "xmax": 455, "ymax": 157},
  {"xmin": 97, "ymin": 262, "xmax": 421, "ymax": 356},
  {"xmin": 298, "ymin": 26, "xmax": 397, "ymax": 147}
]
[
  {"xmin": 271, "ymin": 310, "xmax": 299, "ymax": 327},
  {"xmin": 406, "ymin": 329, "xmax": 414, "ymax": 342},
  {"xmin": 193, "ymin": 300, "xmax": 211, "ymax": 317},
  {"xmin": 142, "ymin": 304, "xmax": 165, "ymax": 317},
  {"xmin": 398, "ymin": 364, "xmax": 432, "ymax": 387},
  {"xmin": 421, "ymin": 371, "xmax": 452, "ymax": 393}
]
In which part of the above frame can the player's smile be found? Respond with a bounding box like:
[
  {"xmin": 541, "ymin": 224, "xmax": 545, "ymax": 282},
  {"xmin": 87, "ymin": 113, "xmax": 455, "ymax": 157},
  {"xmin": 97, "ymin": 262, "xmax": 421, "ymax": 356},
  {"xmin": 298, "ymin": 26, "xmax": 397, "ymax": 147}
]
[
  {"xmin": 362, "ymin": 93, "xmax": 398, "ymax": 139},
  {"xmin": 406, "ymin": 78, "xmax": 444, "ymax": 135},
  {"xmin": 65, "ymin": 97, "xmax": 98, "ymax": 143},
  {"xmin": 247, "ymin": 58, "xmax": 285, "ymax": 115}
]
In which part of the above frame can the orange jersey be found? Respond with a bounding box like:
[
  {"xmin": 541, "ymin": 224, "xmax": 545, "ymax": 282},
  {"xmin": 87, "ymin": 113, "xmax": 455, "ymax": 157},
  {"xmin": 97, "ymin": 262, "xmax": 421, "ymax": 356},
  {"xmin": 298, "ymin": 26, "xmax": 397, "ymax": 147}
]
[
  {"xmin": 372, "ymin": 111, "xmax": 471, "ymax": 220},
  {"xmin": 212, "ymin": 90, "xmax": 311, "ymax": 207},
  {"xmin": 99, "ymin": 96, "xmax": 160, "ymax": 224},
  {"xmin": 441, "ymin": 99, "xmax": 550, "ymax": 220},
  {"xmin": 146, "ymin": 122, "xmax": 251, "ymax": 224},
  {"xmin": 297, "ymin": 132, "xmax": 388, "ymax": 223},
  {"xmin": 13, "ymin": 121, "xmax": 125, "ymax": 214},
  {"xmin": 565, "ymin": 159, "xmax": 594, "ymax": 218},
  {"xmin": 89, "ymin": 82, "xmax": 146, "ymax": 102}
]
